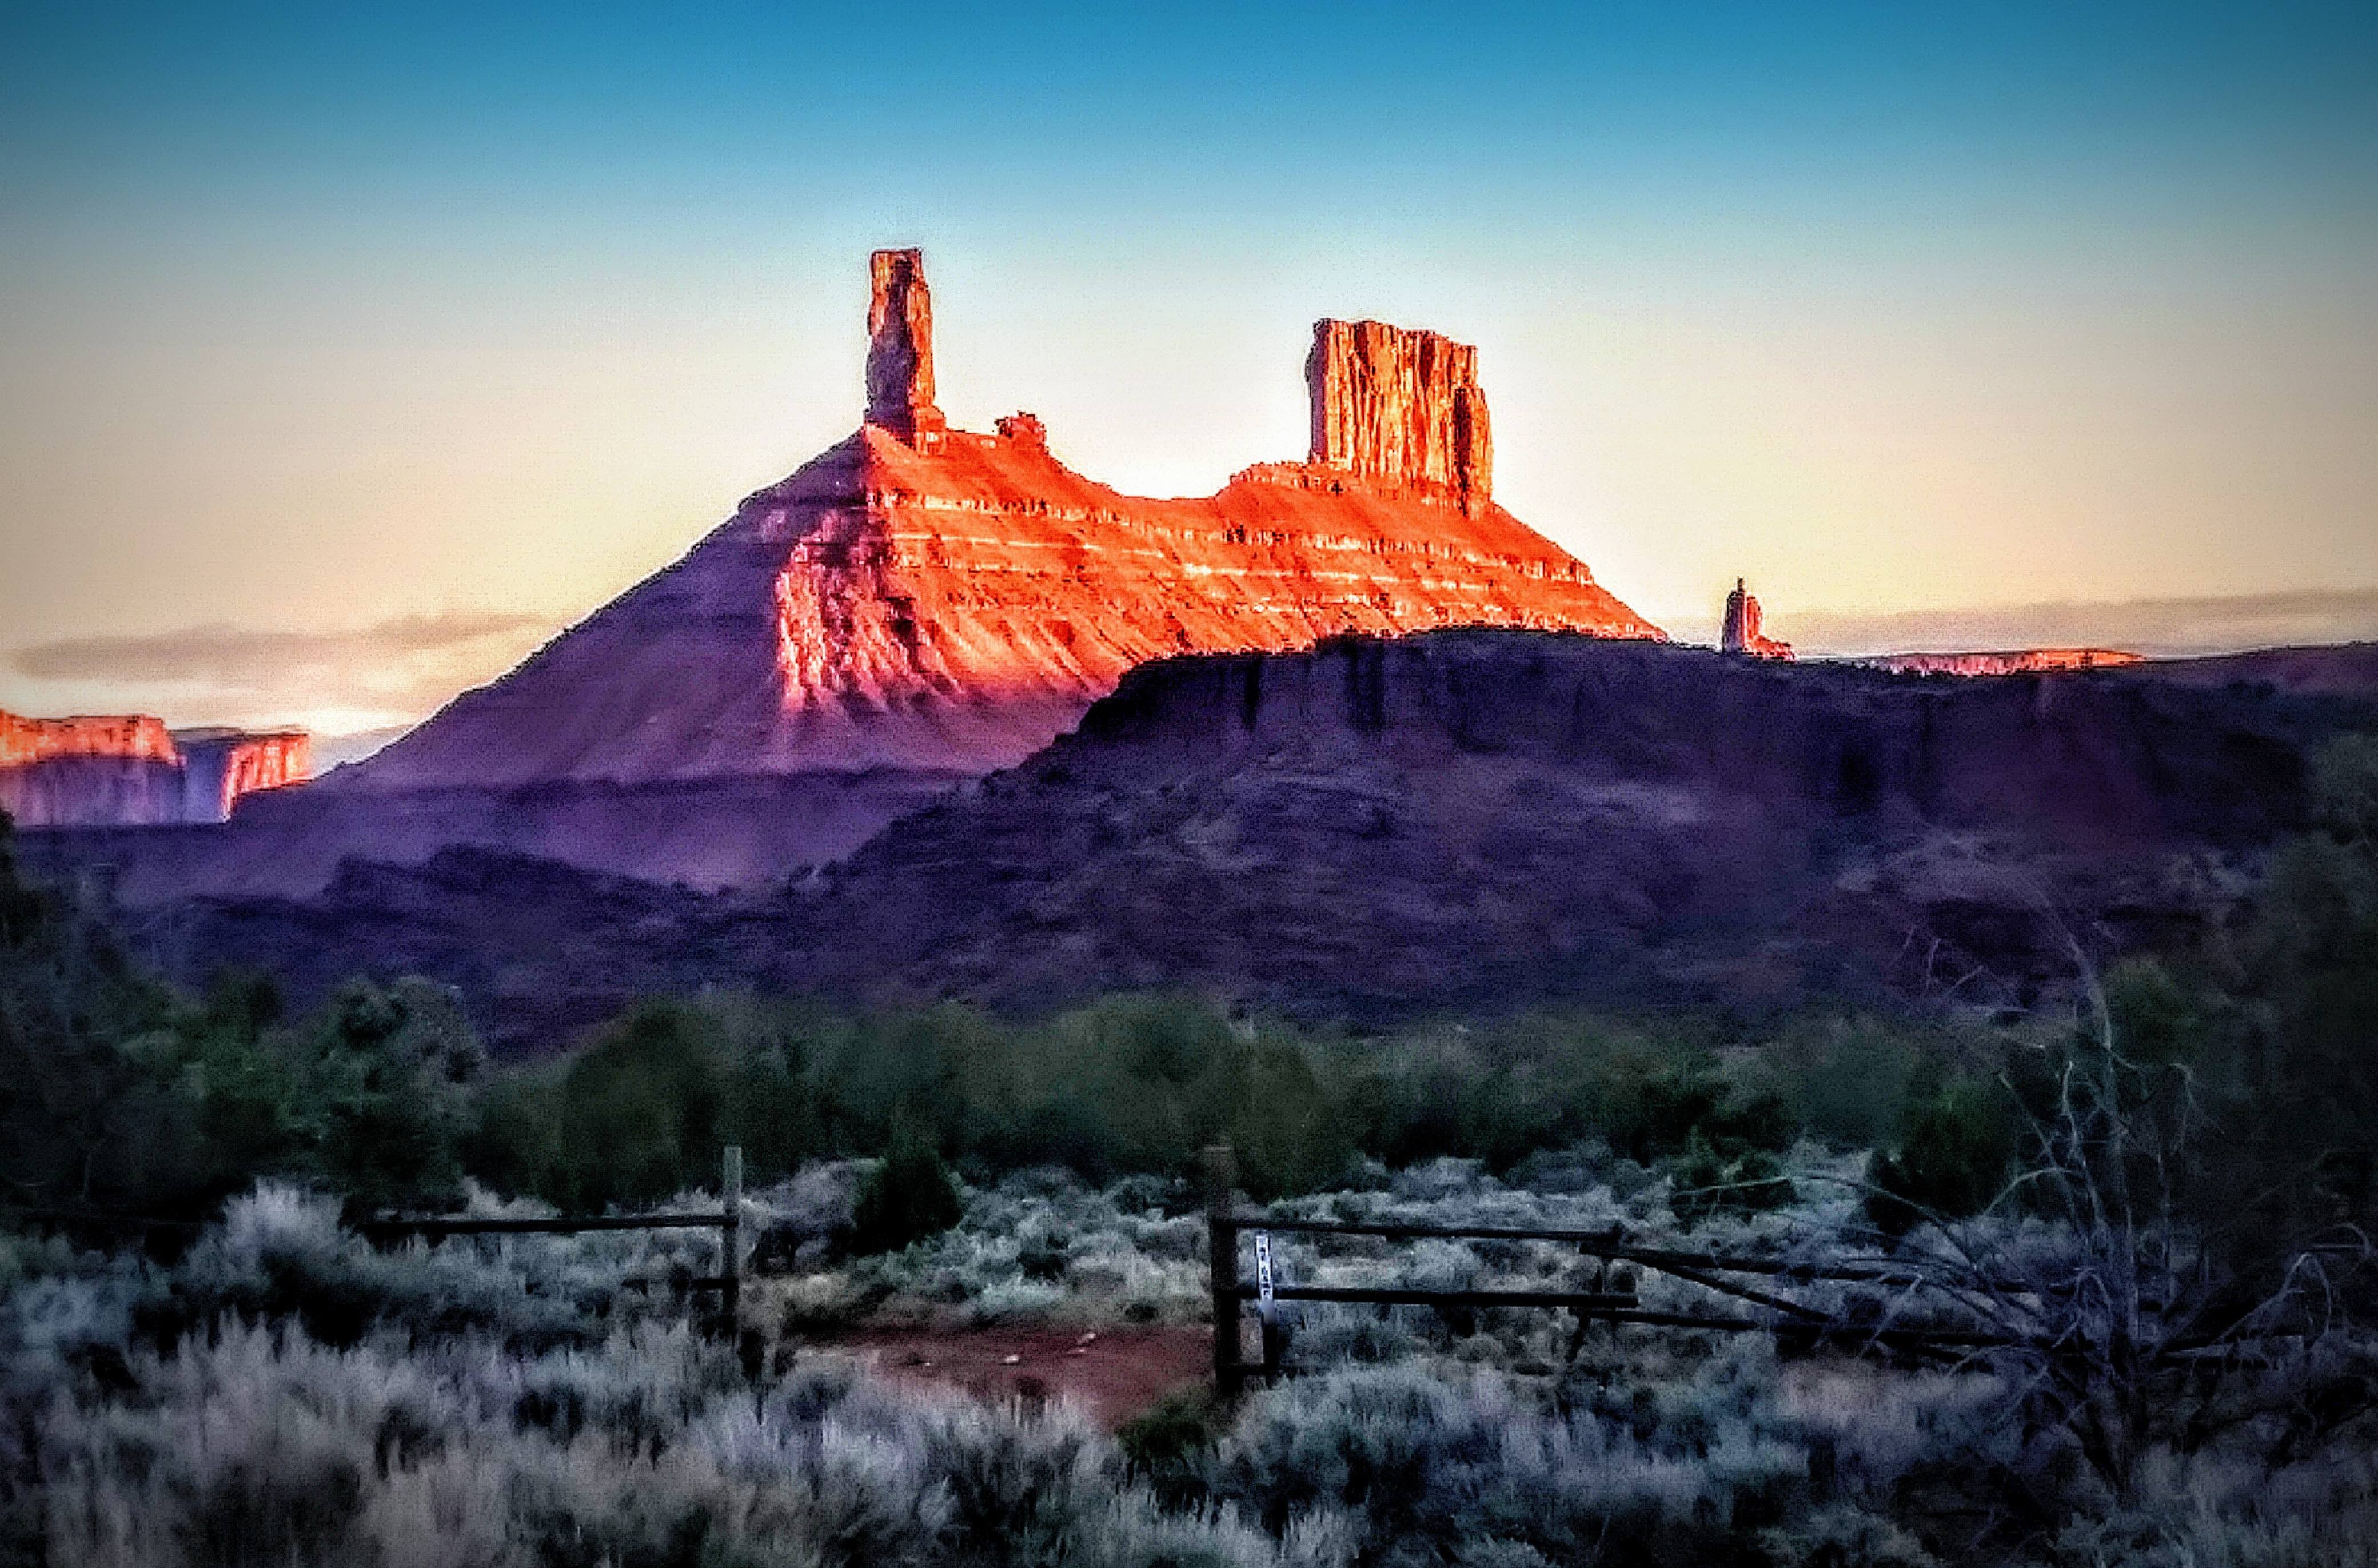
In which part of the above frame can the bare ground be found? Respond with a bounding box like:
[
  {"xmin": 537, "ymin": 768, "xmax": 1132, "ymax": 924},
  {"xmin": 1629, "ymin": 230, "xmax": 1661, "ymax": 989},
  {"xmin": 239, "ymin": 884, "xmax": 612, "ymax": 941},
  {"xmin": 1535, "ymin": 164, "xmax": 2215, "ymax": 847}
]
[{"xmin": 796, "ymin": 1324, "xmax": 1212, "ymax": 1429}]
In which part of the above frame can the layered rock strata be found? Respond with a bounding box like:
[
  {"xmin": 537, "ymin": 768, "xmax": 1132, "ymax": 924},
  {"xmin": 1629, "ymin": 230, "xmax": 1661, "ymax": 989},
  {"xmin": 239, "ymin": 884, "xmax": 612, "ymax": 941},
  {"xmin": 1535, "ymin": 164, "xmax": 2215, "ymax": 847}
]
[
  {"xmin": 1721, "ymin": 579, "xmax": 1793, "ymax": 660},
  {"xmin": 348, "ymin": 249, "xmax": 1659, "ymax": 795},
  {"xmin": 0, "ymin": 711, "xmax": 308, "ymax": 827},
  {"xmin": 174, "ymin": 729, "xmax": 314, "ymax": 820}
]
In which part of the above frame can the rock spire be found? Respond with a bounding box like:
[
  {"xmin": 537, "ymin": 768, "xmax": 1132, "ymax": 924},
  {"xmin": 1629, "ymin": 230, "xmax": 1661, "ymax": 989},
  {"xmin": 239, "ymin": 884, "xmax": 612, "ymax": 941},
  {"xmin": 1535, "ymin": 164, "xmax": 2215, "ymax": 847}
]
[
  {"xmin": 865, "ymin": 248, "xmax": 945, "ymax": 444},
  {"xmin": 1307, "ymin": 320, "xmax": 1493, "ymax": 512},
  {"xmin": 1721, "ymin": 579, "xmax": 1793, "ymax": 660}
]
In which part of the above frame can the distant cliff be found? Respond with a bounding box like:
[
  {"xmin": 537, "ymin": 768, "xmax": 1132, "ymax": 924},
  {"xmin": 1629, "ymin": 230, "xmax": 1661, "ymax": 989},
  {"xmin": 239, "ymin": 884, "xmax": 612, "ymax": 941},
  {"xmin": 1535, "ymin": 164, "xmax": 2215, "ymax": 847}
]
[
  {"xmin": 1861, "ymin": 648, "xmax": 2142, "ymax": 677},
  {"xmin": 0, "ymin": 712, "xmax": 308, "ymax": 827}
]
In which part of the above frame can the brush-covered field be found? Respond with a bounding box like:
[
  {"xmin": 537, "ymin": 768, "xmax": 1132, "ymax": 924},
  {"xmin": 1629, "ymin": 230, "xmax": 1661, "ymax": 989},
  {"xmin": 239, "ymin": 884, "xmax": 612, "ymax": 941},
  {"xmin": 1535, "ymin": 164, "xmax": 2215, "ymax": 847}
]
[
  {"xmin": 10, "ymin": 1148, "xmax": 2377, "ymax": 1568},
  {"xmin": 6, "ymin": 737, "xmax": 2378, "ymax": 1566}
]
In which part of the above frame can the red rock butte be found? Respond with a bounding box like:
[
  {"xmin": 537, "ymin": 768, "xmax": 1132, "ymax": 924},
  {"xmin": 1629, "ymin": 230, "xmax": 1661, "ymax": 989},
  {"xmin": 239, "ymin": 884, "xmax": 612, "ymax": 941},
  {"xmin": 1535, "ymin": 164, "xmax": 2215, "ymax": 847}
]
[{"xmin": 348, "ymin": 249, "xmax": 1663, "ymax": 792}]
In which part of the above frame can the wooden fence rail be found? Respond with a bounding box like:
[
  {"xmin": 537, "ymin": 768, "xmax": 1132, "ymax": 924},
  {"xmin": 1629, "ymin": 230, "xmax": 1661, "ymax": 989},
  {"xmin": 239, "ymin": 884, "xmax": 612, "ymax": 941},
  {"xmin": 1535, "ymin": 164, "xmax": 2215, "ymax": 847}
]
[
  {"xmin": 1200, "ymin": 1144, "xmax": 2052, "ymax": 1391},
  {"xmin": 365, "ymin": 1146, "xmax": 748, "ymax": 1337},
  {"xmin": 1226, "ymin": 1212, "xmax": 2024, "ymax": 1289}
]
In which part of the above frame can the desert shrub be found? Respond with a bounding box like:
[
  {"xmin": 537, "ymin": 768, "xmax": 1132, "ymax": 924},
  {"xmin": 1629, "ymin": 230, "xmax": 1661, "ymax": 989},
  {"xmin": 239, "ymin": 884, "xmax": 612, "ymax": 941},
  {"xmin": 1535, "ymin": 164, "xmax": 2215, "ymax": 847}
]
[
  {"xmin": 820, "ymin": 1001, "xmax": 996, "ymax": 1156},
  {"xmin": 159, "ymin": 1184, "xmax": 619, "ymax": 1350},
  {"xmin": 1224, "ymin": 1035, "xmax": 1358, "ymax": 1200},
  {"xmin": 1866, "ymin": 1075, "xmax": 2018, "ymax": 1238},
  {"xmin": 0, "ymin": 827, "xmax": 504, "ymax": 1220},
  {"xmin": 29, "ymin": 1280, "xmax": 1352, "ymax": 1568},
  {"xmin": 1213, "ymin": 1352, "xmax": 1806, "ymax": 1565},
  {"xmin": 1786, "ymin": 1018, "xmax": 1924, "ymax": 1150},
  {"xmin": 1671, "ymin": 1132, "xmax": 1797, "ymax": 1226},
  {"xmin": 1337, "ymin": 1012, "xmax": 1802, "ymax": 1185},
  {"xmin": 849, "ymin": 1122, "xmax": 964, "ymax": 1256},
  {"xmin": 1, "ymin": 823, "xmax": 507, "ymax": 1221},
  {"xmin": 440, "ymin": 990, "xmax": 1843, "ymax": 1208},
  {"xmin": 1762, "ymin": 1505, "xmax": 1942, "ymax": 1568},
  {"xmin": 1119, "ymin": 1387, "xmax": 1225, "ymax": 1506},
  {"xmin": 976, "ymin": 995, "xmax": 1243, "ymax": 1180},
  {"xmin": 539, "ymin": 999, "xmax": 731, "ymax": 1210},
  {"xmin": 714, "ymin": 1003, "xmax": 825, "ymax": 1179},
  {"xmin": 286, "ymin": 977, "xmax": 485, "ymax": 1210},
  {"xmin": 0, "ymin": 836, "xmax": 223, "ymax": 1215},
  {"xmin": 2211, "ymin": 733, "xmax": 2378, "ymax": 1250},
  {"xmin": 465, "ymin": 995, "xmax": 824, "ymax": 1211},
  {"xmin": 749, "ymin": 1159, "xmax": 864, "ymax": 1270}
]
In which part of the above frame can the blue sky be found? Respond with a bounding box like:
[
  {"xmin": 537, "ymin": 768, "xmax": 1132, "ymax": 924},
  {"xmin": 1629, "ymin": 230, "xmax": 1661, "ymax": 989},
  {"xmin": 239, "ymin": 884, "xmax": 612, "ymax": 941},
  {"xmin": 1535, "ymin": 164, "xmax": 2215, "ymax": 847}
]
[{"xmin": 3, "ymin": 1, "xmax": 2374, "ymax": 728}]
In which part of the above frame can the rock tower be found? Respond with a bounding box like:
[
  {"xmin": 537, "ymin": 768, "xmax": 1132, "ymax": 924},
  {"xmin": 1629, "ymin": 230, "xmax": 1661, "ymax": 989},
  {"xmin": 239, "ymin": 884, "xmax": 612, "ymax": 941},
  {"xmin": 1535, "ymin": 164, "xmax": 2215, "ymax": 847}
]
[
  {"xmin": 1721, "ymin": 579, "xmax": 1793, "ymax": 660},
  {"xmin": 252, "ymin": 248, "xmax": 1660, "ymax": 889},
  {"xmin": 864, "ymin": 248, "xmax": 945, "ymax": 445},
  {"xmin": 1307, "ymin": 320, "xmax": 1493, "ymax": 513}
]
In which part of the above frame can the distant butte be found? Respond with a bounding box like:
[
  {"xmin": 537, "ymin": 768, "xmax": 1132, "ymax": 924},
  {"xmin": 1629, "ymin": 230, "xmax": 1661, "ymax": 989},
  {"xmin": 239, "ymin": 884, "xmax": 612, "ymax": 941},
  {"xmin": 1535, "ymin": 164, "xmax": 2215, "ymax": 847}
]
[{"xmin": 348, "ymin": 248, "xmax": 1661, "ymax": 794}]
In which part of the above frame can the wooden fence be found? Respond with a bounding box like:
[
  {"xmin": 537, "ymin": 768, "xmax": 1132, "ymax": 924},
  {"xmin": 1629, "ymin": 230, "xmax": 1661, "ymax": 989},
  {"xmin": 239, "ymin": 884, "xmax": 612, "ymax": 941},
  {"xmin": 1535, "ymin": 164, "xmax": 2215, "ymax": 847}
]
[
  {"xmin": 362, "ymin": 1146, "xmax": 750, "ymax": 1336},
  {"xmin": 1200, "ymin": 1146, "xmax": 2033, "ymax": 1391}
]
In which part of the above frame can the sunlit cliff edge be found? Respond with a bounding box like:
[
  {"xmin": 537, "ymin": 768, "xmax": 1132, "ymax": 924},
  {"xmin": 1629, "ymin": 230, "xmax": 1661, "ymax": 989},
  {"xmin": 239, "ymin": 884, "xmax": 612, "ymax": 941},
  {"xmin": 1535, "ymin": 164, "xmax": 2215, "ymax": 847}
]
[{"xmin": 0, "ymin": 712, "xmax": 308, "ymax": 827}]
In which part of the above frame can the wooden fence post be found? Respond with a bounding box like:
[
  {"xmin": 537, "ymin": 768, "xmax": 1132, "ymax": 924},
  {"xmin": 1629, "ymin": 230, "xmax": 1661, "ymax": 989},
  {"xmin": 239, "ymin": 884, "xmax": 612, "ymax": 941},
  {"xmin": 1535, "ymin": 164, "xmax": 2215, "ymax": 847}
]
[
  {"xmin": 721, "ymin": 1145, "xmax": 744, "ymax": 1341},
  {"xmin": 1203, "ymin": 1145, "xmax": 1242, "ymax": 1396}
]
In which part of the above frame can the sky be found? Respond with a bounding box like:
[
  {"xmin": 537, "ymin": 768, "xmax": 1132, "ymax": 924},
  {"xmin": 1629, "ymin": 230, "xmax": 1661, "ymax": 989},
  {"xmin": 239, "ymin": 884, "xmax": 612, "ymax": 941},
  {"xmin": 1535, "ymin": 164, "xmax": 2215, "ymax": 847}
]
[{"xmin": 2, "ymin": 1, "xmax": 2373, "ymax": 733}]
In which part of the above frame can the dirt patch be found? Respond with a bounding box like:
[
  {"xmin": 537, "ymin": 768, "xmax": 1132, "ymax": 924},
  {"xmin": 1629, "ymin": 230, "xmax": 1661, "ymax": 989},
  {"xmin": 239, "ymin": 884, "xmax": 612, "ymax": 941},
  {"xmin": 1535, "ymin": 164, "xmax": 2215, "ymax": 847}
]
[{"xmin": 801, "ymin": 1324, "xmax": 1211, "ymax": 1429}]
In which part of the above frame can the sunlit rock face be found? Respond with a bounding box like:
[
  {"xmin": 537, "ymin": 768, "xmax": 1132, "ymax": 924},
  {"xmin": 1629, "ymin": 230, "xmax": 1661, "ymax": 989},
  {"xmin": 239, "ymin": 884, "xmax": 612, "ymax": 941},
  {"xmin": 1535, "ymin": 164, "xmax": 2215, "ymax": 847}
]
[
  {"xmin": 1865, "ymin": 649, "xmax": 2143, "ymax": 677},
  {"xmin": 1721, "ymin": 580, "xmax": 1794, "ymax": 660},
  {"xmin": 1307, "ymin": 319, "xmax": 1493, "ymax": 512},
  {"xmin": 864, "ymin": 247, "xmax": 944, "ymax": 445},
  {"xmin": 350, "ymin": 249, "xmax": 1660, "ymax": 793},
  {"xmin": 0, "ymin": 712, "xmax": 308, "ymax": 827},
  {"xmin": 174, "ymin": 729, "xmax": 312, "ymax": 820},
  {"xmin": 0, "ymin": 713, "xmax": 181, "ymax": 769}
]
